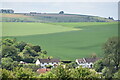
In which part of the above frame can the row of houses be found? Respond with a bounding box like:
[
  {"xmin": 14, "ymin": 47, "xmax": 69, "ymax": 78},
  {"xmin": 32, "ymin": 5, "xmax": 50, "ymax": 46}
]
[
  {"xmin": 35, "ymin": 57, "xmax": 100, "ymax": 69},
  {"xmin": 20, "ymin": 57, "xmax": 100, "ymax": 74}
]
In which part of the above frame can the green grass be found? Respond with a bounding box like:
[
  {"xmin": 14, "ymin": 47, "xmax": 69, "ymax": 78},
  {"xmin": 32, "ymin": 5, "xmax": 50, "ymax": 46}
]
[
  {"xmin": 2, "ymin": 22, "xmax": 77, "ymax": 36},
  {"xmin": 2, "ymin": 22, "xmax": 118, "ymax": 60},
  {"xmin": 49, "ymin": 22, "xmax": 117, "ymax": 28}
]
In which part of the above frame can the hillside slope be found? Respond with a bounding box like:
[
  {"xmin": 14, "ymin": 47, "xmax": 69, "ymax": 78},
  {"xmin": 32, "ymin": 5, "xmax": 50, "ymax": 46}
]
[
  {"xmin": 2, "ymin": 22, "xmax": 118, "ymax": 60},
  {"xmin": 0, "ymin": 13, "xmax": 114, "ymax": 22}
]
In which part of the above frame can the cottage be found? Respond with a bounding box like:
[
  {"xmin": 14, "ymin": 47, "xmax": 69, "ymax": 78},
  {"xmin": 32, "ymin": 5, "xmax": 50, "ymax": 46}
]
[
  {"xmin": 36, "ymin": 58, "xmax": 60, "ymax": 68},
  {"xmin": 76, "ymin": 58, "xmax": 100, "ymax": 68}
]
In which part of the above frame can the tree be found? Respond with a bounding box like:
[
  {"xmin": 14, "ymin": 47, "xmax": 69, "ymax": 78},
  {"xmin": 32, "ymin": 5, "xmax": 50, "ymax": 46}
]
[
  {"xmin": 108, "ymin": 17, "xmax": 114, "ymax": 20},
  {"xmin": 103, "ymin": 37, "xmax": 120, "ymax": 71},
  {"xmin": 14, "ymin": 41, "xmax": 27, "ymax": 52},
  {"xmin": 70, "ymin": 66, "xmax": 100, "ymax": 78},
  {"xmin": 101, "ymin": 37, "xmax": 120, "ymax": 78},
  {"xmin": 19, "ymin": 45, "xmax": 39, "ymax": 63},
  {"xmin": 32, "ymin": 45, "xmax": 41, "ymax": 52},
  {"xmin": 13, "ymin": 67, "xmax": 36, "ymax": 78},
  {"xmin": 42, "ymin": 50, "xmax": 47, "ymax": 54},
  {"xmin": 52, "ymin": 65, "xmax": 70, "ymax": 80},
  {"xmin": 18, "ymin": 63, "xmax": 40, "ymax": 72},
  {"xmin": 38, "ymin": 71, "xmax": 57, "ymax": 78},
  {"xmin": 2, "ymin": 38, "xmax": 16, "ymax": 46},
  {"xmin": 59, "ymin": 11, "xmax": 64, "ymax": 14},
  {"xmin": 102, "ymin": 67, "xmax": 113, "ymax": 78},
  {"xmin": 70, "ymin": 66, "xmax": 90, "ymax": 78},
  {"xmin": 2, "ymin": 58, "xmax": 18, "ymax": 70},
  {"xmin": 113, "ymin": 69, "xmax": 120, "ymax": 78},
  {"xmin": 2, "ymin": 45, "xmax": 19, "ymax": 61},
  {"xmin": 93, "ymin": 59, "xmax": 104, "ymax": 72},
  {"xmin": 0, "ymin": 69, "xmax": 15, "ymax": 79}
]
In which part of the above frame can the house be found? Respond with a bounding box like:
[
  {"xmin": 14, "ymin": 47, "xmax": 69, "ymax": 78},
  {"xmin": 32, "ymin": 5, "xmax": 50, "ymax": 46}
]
[
  {"xmin": 76, "ymin": 58, "xmax": 100, "ymax": 68},
  {"xmin": 36, "ymin": 58, "xmax": 60, "ymax": 68},
  {"xmin": 37, "ymin": 68, "xmax": 51, "ymax": 74}
]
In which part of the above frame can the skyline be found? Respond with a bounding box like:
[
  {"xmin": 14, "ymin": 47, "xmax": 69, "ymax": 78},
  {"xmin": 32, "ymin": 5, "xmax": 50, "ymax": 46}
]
[{"xmin": 0, "ymin": 2, "xmax": 118, "ymax": 20}]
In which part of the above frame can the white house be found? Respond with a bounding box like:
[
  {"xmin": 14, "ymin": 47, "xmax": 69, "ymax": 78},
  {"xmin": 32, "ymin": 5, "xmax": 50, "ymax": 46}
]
[
  {"xmin": 36, "ymin": 58, "xmax": 60, "ymax": 68},
  {"xmin": 76, "ymin": 58, "xmax": 100, "ymax": 68}
]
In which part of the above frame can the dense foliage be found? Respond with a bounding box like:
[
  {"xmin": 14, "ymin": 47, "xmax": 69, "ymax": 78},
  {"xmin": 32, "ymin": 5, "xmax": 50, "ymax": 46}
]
[
  {"xmin": 1, "ymin": 38, "xmax": 48, "ymax": 70},
  {"xmin": 38, "ymin": 65, "xmax": 100, "ymax": 79},
  {"xmin": 94, "ymin": 37, "xmax": 120, "ymax": 79}
]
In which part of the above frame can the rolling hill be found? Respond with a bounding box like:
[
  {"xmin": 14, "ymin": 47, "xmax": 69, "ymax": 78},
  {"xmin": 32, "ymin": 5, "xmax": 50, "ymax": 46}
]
[
  {"xmin": 2, "ymin": 22, "xmax": 118, "ymax": 60},
  {"xmin": 0, "ymin": 13, "xmax": 115, "ymax": 22}
]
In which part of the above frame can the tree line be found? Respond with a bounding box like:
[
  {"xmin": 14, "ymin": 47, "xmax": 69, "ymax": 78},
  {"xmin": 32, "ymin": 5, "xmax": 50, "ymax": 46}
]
[{"xmin": 94, "ymin": 37, "xmax": 120, "ymax": 79}]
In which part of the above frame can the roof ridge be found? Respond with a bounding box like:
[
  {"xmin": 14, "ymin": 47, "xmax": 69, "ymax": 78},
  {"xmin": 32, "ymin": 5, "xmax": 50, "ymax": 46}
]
[{"xmin": 83, "ymin": 58, "xmax": 86, "ymax": 62}]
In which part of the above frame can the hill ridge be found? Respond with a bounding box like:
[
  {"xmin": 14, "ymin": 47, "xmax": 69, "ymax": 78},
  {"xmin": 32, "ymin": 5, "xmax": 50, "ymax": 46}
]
[{"xmin": 0, "ymin": 13, "xmax": 115, "ymax": 22}]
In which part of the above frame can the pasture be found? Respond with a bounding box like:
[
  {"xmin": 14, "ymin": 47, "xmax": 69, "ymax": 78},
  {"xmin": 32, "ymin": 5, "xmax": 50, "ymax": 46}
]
[{"xmin": 2, "ymin": 22, "xmax": 118, "ymax": 60}]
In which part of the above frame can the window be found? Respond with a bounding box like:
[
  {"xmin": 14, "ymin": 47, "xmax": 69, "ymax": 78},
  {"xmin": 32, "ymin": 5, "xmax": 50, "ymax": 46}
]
[{"xmin": 90, "ymin": 64, "xmax": 93, "ymax": 68}]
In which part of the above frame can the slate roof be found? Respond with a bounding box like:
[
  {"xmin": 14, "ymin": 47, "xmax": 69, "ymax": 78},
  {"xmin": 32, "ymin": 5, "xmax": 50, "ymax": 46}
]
[
  {"xmin": 77, "ymin": 58, "xmax": 100, "ymax": 63},
  {"xmin": 84, "ymin": 58, "xmax": 100, "ymax": 63},
  {"xmin": 39, "ymin": 59, "xmax": 60, "ymax": 63},
  {"xmin": 77, "ymin": 58, "xmax": 86, "ymax": 63}
]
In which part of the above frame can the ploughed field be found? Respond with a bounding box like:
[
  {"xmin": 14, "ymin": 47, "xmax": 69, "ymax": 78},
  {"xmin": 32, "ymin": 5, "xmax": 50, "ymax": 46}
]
[{"xmin": 2, "ymin": 22, "xmax": 118, "ymax": 60}]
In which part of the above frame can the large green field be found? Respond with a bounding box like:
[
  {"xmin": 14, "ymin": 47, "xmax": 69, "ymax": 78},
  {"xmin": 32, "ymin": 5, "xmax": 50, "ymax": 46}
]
[
  {"xmin": 2, "ymin": 22, "xmax": 79, "ymax": 36},
  {"xmin": 2, "ymin": 22, "xmax": 118, "ymax": 60}
]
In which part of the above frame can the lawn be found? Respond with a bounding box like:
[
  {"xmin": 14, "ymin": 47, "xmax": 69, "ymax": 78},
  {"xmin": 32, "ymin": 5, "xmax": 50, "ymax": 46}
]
[{"xmin": 2, "ymin": 22, "xmax": 118, "ymax": 60}]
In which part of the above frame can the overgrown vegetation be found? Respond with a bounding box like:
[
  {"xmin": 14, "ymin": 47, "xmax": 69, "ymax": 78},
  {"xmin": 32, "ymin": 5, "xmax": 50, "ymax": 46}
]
[{"xmin": 94, "ymin": 37, "xmax": 120, "ymax": 79}]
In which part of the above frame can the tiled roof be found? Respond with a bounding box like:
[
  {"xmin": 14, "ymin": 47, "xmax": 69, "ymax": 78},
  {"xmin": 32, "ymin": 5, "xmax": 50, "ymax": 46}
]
[{"xmin": 37, "ymin": 68, "xmax": 51, "ymax": 74}]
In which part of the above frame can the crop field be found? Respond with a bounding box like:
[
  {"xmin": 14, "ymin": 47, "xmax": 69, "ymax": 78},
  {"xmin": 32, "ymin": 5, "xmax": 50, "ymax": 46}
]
[
  {"xmin": 2, "ymin": 22, "xmax": 118, "ymax": 60},
  {"xmin": 1, "ymin": 13, "xmax": 114, "ymax": 22}
]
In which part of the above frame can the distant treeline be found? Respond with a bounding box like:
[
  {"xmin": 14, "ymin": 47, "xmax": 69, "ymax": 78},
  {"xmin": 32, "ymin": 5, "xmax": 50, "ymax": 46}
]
[
  {"xmin": 1, "ymin": 12, "xmax": 115, "ymax": 22},
  {"xmin": 0, "ymin": 9, "xmax": 14, "ymax": 13}
]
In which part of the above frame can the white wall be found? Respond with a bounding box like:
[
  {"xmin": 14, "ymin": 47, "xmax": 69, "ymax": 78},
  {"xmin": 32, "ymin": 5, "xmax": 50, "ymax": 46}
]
[{"xmin": 76, "ymin": 59, "xmax": 93, "ymax": 68}]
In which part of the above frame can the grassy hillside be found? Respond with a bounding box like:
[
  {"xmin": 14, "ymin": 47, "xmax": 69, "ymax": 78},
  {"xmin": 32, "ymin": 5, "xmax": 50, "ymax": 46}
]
[
  {"xmin": 2, "ymin": 22, "xmax": 79, "ymax": 36},
  {"xmin": 2, "ymin": 22, "xmax": 118, "ymax": 60},
  {"xmin": 0, "ymin": 13, "xmax": 114, "ymax": 22}
]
